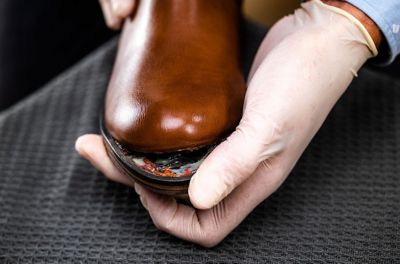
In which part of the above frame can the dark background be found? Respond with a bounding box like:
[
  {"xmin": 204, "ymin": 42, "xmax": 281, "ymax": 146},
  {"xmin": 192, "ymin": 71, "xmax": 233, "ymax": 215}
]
[{"xmin": 0, "ymin": 0, "xmax": 114, "ymax": 111}]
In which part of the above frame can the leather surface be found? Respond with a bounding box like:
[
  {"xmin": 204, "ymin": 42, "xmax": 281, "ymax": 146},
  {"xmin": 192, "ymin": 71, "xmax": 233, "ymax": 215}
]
[
  {"xmin": 105, "ymin": 0, "xmax": 246, "ymax": 153},
  {"xmin": 0, "ymin": 22, "xmax": 399, "ymax": 263}
]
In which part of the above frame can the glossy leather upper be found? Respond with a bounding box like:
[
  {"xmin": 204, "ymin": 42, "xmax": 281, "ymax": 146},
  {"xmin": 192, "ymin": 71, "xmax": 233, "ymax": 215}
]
[{"xmin": 105, "ymin": 0, "xmax": 245, "ymax": 153}]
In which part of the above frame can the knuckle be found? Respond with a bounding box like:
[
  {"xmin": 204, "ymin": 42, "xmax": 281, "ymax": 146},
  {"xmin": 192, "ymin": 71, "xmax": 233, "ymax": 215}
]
[
  {"xmin": 151, "ymin": 204, "xmax": 179, "ymax": 233},
  {"xmin": 195, "ymin": 230, "xmax": 223, "ymax": 248},
  {"xmin": 194, "ymin": 218, "xmax": 226, "ymax": 248},
  {"xmin": 198, "ymin": 239, "xmax": 220, "ymax": 248},
  {"xmin": 162, "ymin": 218, "xmax": 176, "ymax": 233}
]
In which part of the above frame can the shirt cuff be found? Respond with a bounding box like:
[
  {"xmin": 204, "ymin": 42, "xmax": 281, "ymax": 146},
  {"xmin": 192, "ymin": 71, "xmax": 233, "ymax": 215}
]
[{"xmin": 345, "ymin": 0, "xmax": 400, "ymax": 65}]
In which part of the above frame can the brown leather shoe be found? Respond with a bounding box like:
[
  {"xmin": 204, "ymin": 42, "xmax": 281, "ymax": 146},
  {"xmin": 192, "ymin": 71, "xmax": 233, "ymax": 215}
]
[{"xmin": 104, "ymin": 0, "xmax": 245, "ymax": 154}]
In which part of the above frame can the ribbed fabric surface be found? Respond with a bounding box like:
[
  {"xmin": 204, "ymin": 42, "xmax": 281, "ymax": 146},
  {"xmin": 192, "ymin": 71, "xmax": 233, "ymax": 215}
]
[{"xmin": 0, "ymin": 22, "xmax": 399, "ymax": 263}]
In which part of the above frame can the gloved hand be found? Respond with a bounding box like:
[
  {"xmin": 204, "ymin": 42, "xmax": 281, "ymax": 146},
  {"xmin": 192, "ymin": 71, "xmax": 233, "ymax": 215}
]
[
  {"xmin": 76, "ymin": 0, "xmax": 377, "ymax": 247},
  {"xmin": 99, "ymin": 0, "xmax": 136, "ymax": 29}
]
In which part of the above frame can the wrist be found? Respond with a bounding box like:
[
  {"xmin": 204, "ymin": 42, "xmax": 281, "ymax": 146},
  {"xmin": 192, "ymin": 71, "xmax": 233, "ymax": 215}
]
[{"xmin": 321, "ymin": 0, "xmax": 382, "ymax": 47}]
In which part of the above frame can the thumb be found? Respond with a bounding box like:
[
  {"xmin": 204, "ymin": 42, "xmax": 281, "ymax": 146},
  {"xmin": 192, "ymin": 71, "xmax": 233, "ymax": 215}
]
[{"xmin": 189, "ymin": 112, "xmax": 287, "ymax": 209}]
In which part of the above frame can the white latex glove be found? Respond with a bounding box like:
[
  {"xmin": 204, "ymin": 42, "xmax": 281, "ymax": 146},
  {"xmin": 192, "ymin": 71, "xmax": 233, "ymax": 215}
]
[
  {"xmin": 189, "ymin": 0, "xmax": 377, "ymax": 209},
  {"xmin": 99, "ymin": 0, "xmax": 136, "ymax": 30},
  {"xmin": 76, "ymin": 0, "xmax": 377, "ymax": 247}
]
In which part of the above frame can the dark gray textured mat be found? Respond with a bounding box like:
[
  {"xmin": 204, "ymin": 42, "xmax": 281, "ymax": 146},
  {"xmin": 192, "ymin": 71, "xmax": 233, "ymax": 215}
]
[{"xmin": 0, "ymin": 22, "xmax": 399, "ymax": 263}]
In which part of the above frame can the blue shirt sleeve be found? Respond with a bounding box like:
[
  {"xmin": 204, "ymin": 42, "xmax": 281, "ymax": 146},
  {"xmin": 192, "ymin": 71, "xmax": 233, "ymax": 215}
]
[{"xmin": 345, "ymin": 0, "xmax": 400, "ymax": 64}]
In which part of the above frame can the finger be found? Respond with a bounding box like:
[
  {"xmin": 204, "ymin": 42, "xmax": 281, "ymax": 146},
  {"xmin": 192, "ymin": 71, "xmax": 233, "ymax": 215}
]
[
  {"xmin": 139, "ymin": 154, "xmax": 293, "ymax": 247},
  {"xmin": 134, "ymin": 183, "xmax": 217, "ymax": 247},
  {"xmin": 110, "ymin": 0, "xmax": 136, "ymax": 19},
  {"xmin": 99, "ymin": 0, "xmax": 122, "ymax": 30},
  {"xmin": 75, "ymin": 134, "xmax": 134, "ymax": 187},
  {"xmin": 189, "ymin": 112, "xmax": 287, "ymax": 210}
]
